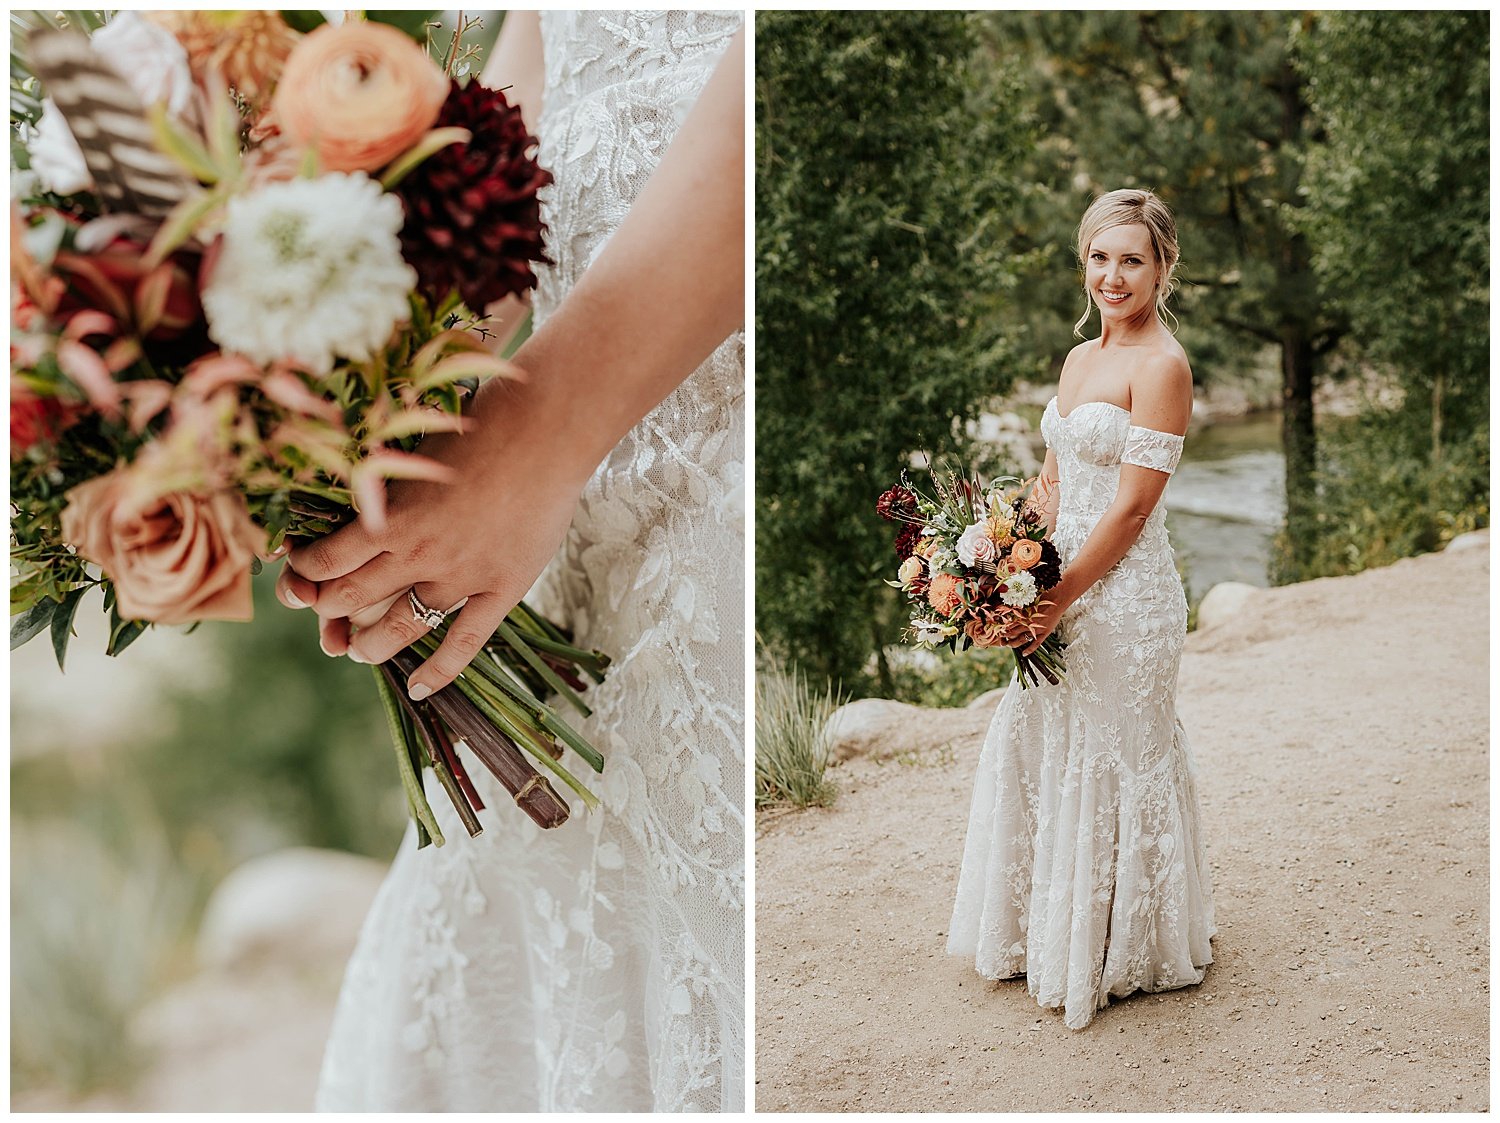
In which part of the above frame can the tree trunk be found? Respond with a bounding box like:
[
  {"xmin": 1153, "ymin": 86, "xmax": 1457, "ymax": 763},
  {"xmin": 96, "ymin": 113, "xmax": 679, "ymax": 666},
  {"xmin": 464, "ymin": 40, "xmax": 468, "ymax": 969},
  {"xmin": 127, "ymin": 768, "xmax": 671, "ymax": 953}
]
[
  {"xmin": 1431, "ymin": 369, "xmax": 1445, "ymax": 464},
  {"xmin": 1272, "ymin": 58, "xmax": 1322, "ymax": 583},
  {"xmin": 1280, "ymin": 321, "xmax": 1318, "ymax": 580},
  {"xmin": 873, "ymin": 615, "xmax": 894, "ymax": 696}
]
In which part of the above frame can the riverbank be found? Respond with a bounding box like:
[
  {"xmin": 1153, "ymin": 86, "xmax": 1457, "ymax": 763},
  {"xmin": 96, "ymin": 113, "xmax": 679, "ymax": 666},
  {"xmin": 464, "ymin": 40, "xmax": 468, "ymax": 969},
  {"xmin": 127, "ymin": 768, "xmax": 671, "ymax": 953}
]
[{"xmin": 755, "ymin": 538, "xmax": 1489, "ymax": 1112}]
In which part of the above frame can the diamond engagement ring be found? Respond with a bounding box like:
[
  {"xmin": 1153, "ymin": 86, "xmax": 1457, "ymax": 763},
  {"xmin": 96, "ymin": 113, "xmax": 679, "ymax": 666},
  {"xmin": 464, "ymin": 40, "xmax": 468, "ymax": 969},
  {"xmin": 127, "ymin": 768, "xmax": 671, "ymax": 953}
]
[{"xmin": 408, "ymin": 588, "xmax": 451, "ymax": 629}]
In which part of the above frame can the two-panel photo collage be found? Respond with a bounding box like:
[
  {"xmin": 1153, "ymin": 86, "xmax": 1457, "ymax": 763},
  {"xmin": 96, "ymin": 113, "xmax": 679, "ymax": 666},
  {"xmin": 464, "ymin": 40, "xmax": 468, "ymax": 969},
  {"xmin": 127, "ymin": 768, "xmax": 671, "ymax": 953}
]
[{"xmin": 7, "ymin": 7, "xmax": 1490, "ymax": 1116}]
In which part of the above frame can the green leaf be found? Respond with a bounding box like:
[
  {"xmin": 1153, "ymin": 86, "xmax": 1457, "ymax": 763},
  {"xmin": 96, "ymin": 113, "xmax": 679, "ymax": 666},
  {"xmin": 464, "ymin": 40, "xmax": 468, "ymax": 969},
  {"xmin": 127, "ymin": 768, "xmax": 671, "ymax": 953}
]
[
  {"xmin": 148, "ymin": 103, "xmax": 219, "ymax": 184},
  {"xmin": 279, "ymin": 10, "xmax": 327, "ymax": 34},
  {"xmin": 10, "ymin": 600, "xmax": 55, "ymax": 650},
  {"xmin": 367, "ymin": 10, "xmax": 437, "ymax": 42},
  {"xmin": 106, "ymin": 609, "xmax": 148, "ymax": 657},
  {"xmin": 378, "ymin": 126, "xmax": 470, "ymax": 189},
  {"xmin": 144, "ymin": 187, "xmax": 220, "ymax": 267},
  {"xmin": 49, "ymin": 586, "xmax": 85, "ymax": 672}
]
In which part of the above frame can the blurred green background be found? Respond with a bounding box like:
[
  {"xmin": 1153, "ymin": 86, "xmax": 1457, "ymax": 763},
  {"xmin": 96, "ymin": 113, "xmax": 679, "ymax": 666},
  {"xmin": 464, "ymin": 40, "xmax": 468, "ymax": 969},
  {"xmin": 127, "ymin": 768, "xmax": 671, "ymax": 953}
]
[{"xmin": 11, "ymin": 572, "xmax": 403, "ymax": 1103}]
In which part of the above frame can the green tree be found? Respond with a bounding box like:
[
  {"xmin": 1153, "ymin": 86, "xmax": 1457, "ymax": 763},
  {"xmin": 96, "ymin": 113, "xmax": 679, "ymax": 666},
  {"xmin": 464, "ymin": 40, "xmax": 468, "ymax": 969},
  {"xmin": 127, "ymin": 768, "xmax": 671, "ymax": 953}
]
[
  {"xmin": 756, "ymin": 11, "xmax": 1035, "ymax": 694},
  {"xmin": 986, "ymin": 11, "xmax": 1343, "ymax": 579},
  {"xmin": 1293, "ymin": 11, "xmax": 1489, "ymax": 458},
  {"xmin": 1278, "ymin": 11, "xmax": 1491, "ymax": 574}
]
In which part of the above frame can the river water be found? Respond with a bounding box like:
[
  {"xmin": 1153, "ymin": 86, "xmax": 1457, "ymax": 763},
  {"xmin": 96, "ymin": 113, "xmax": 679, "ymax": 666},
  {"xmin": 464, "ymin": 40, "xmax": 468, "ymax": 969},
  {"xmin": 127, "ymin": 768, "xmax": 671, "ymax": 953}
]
[{"xmin": 1165, "ymin": 410, "xmax": 1285, "ymax": 602}]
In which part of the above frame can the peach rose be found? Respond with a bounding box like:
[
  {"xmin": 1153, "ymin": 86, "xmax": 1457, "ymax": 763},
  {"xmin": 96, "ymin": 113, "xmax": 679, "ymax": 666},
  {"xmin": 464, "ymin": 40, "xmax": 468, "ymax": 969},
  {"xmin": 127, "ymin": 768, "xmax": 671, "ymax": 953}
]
[
  {"xmin": 927, "ymin": 572, "xmax": 964, "ymax": 616},
  {"xmin": 61, "ymin": 468, "xmax": 266, "ymax": 625},
  {"xmin": 271, "ymin": 22, "xmax": 449, "ymax": 173},
  {"xmin": 1011, "ymin": 538, "xmax": 1043, "ymax": 569},
  {"xmin": 965, "ymin": 616, "xmax": 1012, "ymax": 648},
  {"xmin": 898, "ymin": 555, "xmax": 925, "ymax": 588}
]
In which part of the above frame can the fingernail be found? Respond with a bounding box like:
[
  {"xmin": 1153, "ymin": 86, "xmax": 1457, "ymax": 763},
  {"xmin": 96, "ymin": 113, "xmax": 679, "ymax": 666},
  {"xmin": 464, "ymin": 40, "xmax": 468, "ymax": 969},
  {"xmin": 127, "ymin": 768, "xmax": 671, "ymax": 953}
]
[
  {"xmin": 409, "ymin": 683, "xmax": 432, "ymax": 701},
  {"xmin": 286, "ymin": 590, "xmax": 308, "ymax": 609},
  {"xmin": 318, "ymin": 638, "xmax": 341, "ymax": 658},
  {"xmin": 347, "ymin": 648, "xmax": 368, "ymax": 664},
  {"xmin": 268, "ymin": 542, "xmax": 289, "ymax": 558}
]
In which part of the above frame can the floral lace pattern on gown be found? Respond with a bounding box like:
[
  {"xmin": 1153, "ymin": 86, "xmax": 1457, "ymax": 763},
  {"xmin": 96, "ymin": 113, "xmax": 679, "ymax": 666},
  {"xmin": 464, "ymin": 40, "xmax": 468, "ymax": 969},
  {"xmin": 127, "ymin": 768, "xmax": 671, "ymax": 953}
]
[
  {"xmin": 947, "ymin": 396, "xmax": 1216, "ymax": 1030},
  {"xmin": 315, "ymin": 11, "xmax": 745, "ymax": 1111}
]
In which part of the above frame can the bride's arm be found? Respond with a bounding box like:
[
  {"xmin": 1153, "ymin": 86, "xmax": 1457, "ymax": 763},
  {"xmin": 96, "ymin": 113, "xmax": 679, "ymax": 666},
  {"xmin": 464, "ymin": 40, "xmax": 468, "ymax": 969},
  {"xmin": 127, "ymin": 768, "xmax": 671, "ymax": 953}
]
[
  {"xmin": 281, "ymin": 28, "xmax": 746, "ymax": 696},
  {"xmin": 1033, "ymin": 447, "xmax": 1060, "ymax": 536},
  {"xmin": 1018, "ymin": 354, "xmax": 1192, "ymax": 655}
]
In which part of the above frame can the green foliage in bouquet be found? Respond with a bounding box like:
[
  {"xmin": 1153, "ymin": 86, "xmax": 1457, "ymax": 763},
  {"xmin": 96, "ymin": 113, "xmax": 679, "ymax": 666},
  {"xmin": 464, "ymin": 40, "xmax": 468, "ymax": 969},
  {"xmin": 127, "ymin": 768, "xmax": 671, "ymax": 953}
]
[{"xmin": 755, "ymin": 11, "xmax": 1036, "ymax": 697}]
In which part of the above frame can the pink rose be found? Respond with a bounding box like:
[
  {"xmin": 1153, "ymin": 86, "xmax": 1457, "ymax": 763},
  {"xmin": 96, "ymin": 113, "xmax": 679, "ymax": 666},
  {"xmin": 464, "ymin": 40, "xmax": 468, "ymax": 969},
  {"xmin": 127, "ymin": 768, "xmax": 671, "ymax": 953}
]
[
  {"xmin": 61, "ymin": 468, "xmax": 265, "ymax": 624},
  {"xmin": 956, "ymin": 521, "xmax": 998, "ymax": 568}
]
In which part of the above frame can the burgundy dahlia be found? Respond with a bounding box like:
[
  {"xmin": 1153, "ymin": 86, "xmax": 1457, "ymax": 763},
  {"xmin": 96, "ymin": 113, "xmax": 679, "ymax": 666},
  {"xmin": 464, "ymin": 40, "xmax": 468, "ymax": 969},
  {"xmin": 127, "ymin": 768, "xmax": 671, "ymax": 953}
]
[
  {"xmin": 1030, "ymin": 539, "xmax": 1062, "ymax": 591},
  {"xmin": 894, "ymin": 523, "xmax": 921, "ymax": 560},
  {"xmin": 876, "ymin": 485, "xmax": 917, "ymax": 522},
  {"xmin": 396, "ymin": 80, "xmax": 554, "ymax": 312}
]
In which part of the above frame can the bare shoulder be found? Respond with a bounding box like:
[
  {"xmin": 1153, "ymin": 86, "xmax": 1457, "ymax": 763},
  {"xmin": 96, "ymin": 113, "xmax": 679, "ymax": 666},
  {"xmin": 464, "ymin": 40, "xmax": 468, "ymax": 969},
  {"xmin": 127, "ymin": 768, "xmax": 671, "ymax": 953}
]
[
  {"xmin": 1060, "ymin": 338, "xmax": 1096, "ymax": 372},
  {"xmin": 1128, "ymin": 337, "xmax": 1193, "ymax": 435}
]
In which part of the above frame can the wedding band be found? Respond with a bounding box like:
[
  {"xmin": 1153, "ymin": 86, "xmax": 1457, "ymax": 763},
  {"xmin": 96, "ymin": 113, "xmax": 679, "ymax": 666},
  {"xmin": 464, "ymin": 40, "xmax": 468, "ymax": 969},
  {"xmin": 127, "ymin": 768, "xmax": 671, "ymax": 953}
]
[{"xmin": 408, "ymin": 588, "xmax": 451, "ymax": 629}]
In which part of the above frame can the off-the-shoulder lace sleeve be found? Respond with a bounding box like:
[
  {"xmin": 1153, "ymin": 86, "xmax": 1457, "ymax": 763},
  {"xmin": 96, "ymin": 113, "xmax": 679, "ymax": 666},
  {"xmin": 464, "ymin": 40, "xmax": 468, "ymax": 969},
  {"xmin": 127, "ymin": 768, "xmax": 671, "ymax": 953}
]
[{"xmin": 1122, "ymin": 425, "xmax": 1185, "ymax": 475}]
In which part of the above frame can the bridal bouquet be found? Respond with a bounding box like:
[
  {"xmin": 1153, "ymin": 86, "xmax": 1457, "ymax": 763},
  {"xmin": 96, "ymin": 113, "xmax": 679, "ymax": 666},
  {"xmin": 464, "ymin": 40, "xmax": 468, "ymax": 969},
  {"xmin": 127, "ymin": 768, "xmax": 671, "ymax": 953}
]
[
  {"xmin": 10, "ymin": 11, "xmax": 609, "ymax": 844},
  {"xmin": 877, "ymin": 467, "xmax": 1068, "ymax": 688}
]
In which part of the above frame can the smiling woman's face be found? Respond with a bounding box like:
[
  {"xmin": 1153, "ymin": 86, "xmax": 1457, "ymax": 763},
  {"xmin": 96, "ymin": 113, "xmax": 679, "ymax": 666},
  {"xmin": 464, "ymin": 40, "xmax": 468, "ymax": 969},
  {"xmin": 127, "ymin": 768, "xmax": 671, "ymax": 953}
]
[{"xmin": 1085, "ymin": 223, "xmax": 1159, "ymax": 323}]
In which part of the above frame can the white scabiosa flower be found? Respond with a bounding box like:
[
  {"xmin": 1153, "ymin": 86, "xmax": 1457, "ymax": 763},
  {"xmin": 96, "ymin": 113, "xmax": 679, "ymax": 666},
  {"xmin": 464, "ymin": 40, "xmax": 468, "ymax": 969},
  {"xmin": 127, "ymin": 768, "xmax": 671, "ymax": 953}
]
[
  {"xmin": 912, "ymin": 618, "xmax": 956, "ymax": 646},
  {"xmin": 203, "ymin": 172, "xmax": 416, "ymax": 373},
  {"xmin": 999, "ymin": 568, "xmax": 1038, "ymax": 608},
  {"xmin": 926, "ymin": 545, "xmax": 956, "ymax": 578}
]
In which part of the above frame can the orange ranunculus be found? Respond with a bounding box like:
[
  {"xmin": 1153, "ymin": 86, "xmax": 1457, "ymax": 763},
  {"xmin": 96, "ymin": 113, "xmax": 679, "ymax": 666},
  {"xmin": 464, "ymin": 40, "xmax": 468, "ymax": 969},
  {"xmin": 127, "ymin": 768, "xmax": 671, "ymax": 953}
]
[
  {"xmin": 927, "ymin": 572, "xmax": 964, "ymax": 616},
  {"xmin": 271, "ymin": 21, "xmax": 448, "ymax": 173},
  {"xmin": 60, "ymin": 467, "xmax": 265, "ymax": 625},
  {"xmin": 1011, "ymin": 538, "xmax": 1044, "ymax": 570}
]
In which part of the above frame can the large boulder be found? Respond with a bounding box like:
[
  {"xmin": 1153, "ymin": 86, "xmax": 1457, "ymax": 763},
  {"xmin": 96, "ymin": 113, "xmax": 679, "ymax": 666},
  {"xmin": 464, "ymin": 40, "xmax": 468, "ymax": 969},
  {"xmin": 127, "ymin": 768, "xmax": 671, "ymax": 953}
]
[
  {"xmin": 195, "ymin": 846, "xmax": 387, "ymax": 972},
  {"xmin": 825, "ymin": 698, "xmax": 924, "ymax": 761},
  {"xmin": 1445, "ymin": 529, "xmax": 1489, "ymax": 553},
  {"xmin": 966, "ymin": 686, "xmax": 1010, "ymax": 712},
  {"xmin": 1196, "ymin": 581, "xmax": 1259, "ymax": 631}
]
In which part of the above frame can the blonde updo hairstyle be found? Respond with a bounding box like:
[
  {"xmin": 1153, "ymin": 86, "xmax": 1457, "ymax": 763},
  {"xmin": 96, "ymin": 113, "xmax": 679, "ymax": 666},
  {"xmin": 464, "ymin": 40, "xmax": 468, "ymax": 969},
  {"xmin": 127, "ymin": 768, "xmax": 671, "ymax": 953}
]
[{"xmin": 1073, "ymin": 188, "xmax": 1180, "ymax": 337}]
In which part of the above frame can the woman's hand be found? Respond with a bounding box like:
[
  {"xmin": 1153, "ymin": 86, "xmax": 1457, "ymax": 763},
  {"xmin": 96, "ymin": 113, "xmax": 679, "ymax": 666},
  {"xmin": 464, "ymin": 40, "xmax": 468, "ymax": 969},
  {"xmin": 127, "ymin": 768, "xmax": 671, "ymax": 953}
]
[
  {"xmin": 278, "ymin": 376, "xmax": 594, "ymax": 699},
  {"xmin": 1014, "ymin": 593, "xmax": 1069, "ymax": 657}
]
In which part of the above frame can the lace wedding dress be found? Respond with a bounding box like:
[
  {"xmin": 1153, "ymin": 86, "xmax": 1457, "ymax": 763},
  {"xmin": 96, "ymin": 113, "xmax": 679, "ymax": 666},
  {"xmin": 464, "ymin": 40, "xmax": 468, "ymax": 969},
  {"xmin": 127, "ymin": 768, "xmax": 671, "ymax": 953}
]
[
  {"xmin": 948, "ymin": 397, "xmax": 1216, "ymax": 1030},
  {"xmin": 315, "ymin": 12, "xmax": 745, "ymax": 1111}
]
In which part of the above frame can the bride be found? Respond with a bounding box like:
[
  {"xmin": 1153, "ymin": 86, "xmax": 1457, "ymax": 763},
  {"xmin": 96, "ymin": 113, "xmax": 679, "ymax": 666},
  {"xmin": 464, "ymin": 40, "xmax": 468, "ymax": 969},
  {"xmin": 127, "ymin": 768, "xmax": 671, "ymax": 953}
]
[
  {"xmin": 948, "ymin": 188, "xmax": 1216, "ymax": 1030},
  {"xmin": 278, "ymin": 12, "xmax": 744, "ymax": 1111}
]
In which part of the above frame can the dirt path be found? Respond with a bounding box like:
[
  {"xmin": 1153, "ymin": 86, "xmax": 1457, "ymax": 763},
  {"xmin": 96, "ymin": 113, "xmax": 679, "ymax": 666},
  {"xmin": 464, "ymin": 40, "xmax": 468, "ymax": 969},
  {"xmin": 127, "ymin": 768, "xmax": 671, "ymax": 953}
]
[{"xmin": 755, "ymin": 540, "xmax": 1489, "ymax": 1112}]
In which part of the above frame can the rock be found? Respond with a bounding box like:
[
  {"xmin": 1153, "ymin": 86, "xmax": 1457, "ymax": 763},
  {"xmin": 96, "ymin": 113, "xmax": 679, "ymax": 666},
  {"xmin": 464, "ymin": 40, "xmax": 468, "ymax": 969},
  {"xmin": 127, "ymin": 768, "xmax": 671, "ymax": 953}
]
[
  {"xmin": 1196, "ymin": 581, "xmax": 1259, "ymax": 631},
  {"xmin": 967, "ymin": 687, "xmax": 1009, "ymax": 712},
  {"xmin": 825, "ymin": 698, "xmax": 924, "ymax": 761},
  {"xmin": 1445, "ymin": 529, "xmax": 1489, "ymax": 553},
  {"xmin": 195, "ymin": 847, "xmax": 387, "ymax": 972}
]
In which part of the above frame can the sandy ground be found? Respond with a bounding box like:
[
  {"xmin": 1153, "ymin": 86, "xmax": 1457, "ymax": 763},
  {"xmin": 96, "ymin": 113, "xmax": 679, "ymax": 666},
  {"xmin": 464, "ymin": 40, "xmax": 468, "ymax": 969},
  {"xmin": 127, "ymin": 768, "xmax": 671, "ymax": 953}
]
[{"xmin": 755, "ymin": 540, "xmax": 1490, "ymax": 1112}]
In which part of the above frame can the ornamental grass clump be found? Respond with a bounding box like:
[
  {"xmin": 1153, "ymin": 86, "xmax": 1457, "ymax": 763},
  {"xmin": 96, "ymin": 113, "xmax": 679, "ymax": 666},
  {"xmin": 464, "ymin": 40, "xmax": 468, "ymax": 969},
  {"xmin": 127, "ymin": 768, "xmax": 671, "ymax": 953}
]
[{"xmin": 755, "ymin": 666, "xmax": 840, "ymax": 810}]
